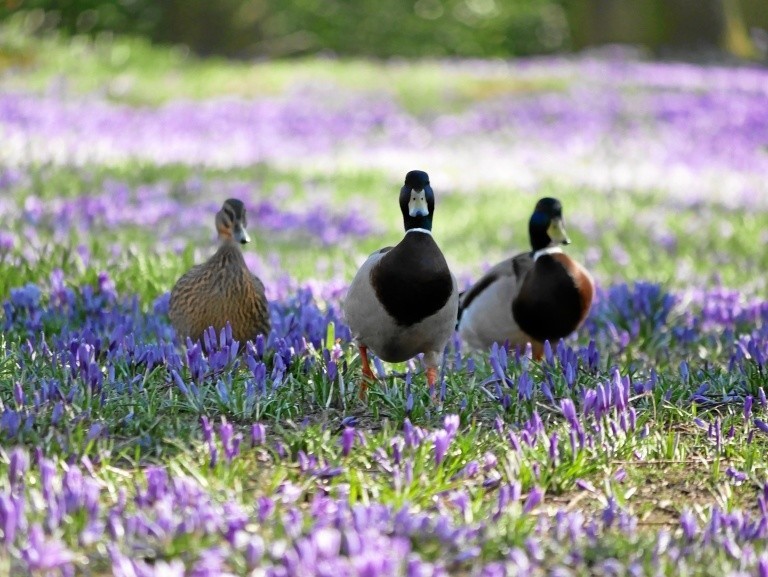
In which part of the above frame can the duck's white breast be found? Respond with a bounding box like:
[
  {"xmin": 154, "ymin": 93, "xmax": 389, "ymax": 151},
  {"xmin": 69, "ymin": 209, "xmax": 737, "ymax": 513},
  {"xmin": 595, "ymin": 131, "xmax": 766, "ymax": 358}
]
[
  {"xmin": 344, "ymin": 250, "xmax": 458, "ymax": 362},
  {"xmin": 458, "ymin": 275, "xmax": 528, "ymax": 352}
]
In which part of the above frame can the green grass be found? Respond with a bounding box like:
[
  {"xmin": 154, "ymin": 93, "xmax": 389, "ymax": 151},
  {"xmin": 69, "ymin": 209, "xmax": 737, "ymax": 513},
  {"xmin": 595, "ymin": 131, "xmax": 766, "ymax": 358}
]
[
  {"xmin": 0, "ymin": 15, "xmax": 564, "ymax": 113},
  {"xmin": 3, "ymin": 161, "xmax": 765, "ymax": 301}
]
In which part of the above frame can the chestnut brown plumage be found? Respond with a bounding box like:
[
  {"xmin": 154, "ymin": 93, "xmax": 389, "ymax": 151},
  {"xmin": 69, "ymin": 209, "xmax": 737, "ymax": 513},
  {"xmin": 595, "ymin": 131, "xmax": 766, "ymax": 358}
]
[{"xmin": 169, "ymin": 199, "xmax": 270, "ymax": 345}]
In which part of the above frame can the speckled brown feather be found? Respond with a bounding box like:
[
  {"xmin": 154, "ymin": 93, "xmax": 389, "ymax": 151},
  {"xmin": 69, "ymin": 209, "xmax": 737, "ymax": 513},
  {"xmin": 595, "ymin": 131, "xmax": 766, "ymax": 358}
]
[{"xmin": 169, "ymin": 242, "xmax": 270, "ymax": 345}]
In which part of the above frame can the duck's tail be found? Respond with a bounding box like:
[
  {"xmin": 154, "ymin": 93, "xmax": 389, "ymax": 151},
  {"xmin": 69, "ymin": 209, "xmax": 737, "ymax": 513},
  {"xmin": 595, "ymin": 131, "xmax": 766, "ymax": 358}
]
[{"xmin": 455, "ymin": 290, "xmax": 466, "ymax": 329}]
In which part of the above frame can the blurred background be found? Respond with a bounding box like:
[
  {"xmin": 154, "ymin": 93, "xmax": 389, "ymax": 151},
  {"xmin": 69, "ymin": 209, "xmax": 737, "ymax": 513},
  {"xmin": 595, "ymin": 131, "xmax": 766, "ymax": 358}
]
[
  {"xmin": 2, "ymin": 0, "xmax": 768, "ymax": 300},
  {"xmin": 2, "ymin": 0, "xmax": 767, "ymax": 61}
]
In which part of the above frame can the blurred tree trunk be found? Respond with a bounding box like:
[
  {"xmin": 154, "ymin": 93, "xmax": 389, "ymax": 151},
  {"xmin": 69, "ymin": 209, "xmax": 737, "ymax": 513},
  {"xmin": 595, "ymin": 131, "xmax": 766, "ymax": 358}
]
[
  {"xmin": 722, "ymin": 0, "xmax": 758, "ymax": 57},
  {"xmin": 741, "ymin": 0, "xmax": 768, "ymax": 29},
  {"xmin": 565, "ymin": 0, "xmax": 758, "ymax": 58},
  {"xmin": 153, "ymin": 0, "xmax": 261, "ymax": 57},
  {"xmin": 566, "ymin": 0, "xmax": 669, "ymax": 49}
]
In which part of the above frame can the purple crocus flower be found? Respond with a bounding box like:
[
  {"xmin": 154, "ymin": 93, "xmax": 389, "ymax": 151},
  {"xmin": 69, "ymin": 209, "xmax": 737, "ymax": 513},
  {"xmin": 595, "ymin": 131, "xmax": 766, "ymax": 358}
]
[
  {"xmin": 220, "ymin": 421, "xmax": 241, "ymax": 462},
  {"xmin": 522, "ymin": 487, "xmax": 544, "ymax": 514},
  {"xmin": 726, "ymin": 467, "xmax": 748, "ymax": 483},
  {"xmin": 548, "ymin": 433, "xmax": 559, "ymax": 465},
  {"xmin": 86, "ymin": 423, "xmax": 104, "ymax": 442},
  {"xmin": 433, "ymin": 430, "xmax": 451, "ymax": 466},
  {"xmin": 13, "ymin": 382, "xmax": 24, "ymax": 406},
  {"xmin": 744, "ymin": 395, "xmax": 754, "ymax": 421},
  {"xmin": 456, "ymin": 460, "xmax": 478, "ymax": 480},
  {"xmin": 679, "ymin": 509, "xmax": 697, "ymax": 540},
  {"xmin": 341, "ymin": 427, "xmax": 355, "ymax": 457},
  {"xmin": 405, "ymin": 393, "xmax": 414, "ymax": 414},
  {"xmin": 251, "ymin": 422, "xmax": 266, "ymax": 446},
  {"xmin": 8, "ymin": 447, "xmax": 28, "ymax": 489},
  {"xmin": 313, "ymin": 527, "xmax": 342, "ymax": 559},
  {"xmin": 517, "ymin": 371, "xmax": 533, "ymax": 400},
  {"xmin": 443, "ymin": 414, "xmax": 460, "ymax": 437},
  {"xmin": 0, "ymin": 494, "xmax": 19, "ymax": 545},
  {"xmin": 257, "ymin": 496, "xmax": 275, "ymax": 522},
  {"xmin": 560, "ymin": 398, "xmax": 578, "ymax": 427},
  {"xmin": 21, "ymin": 524, "xmax": 74, "ymax": 572},
  {"xmin": 200, "ymin": 415, "xmax": 213, "ymax": 444},
  {"xmin": 542, "ymin": 340, "xmax": 554, "ymax": 364},
  {"xmin": 482, "ymin": 452, "xmax": 498, "ymax": 472},
  {"xmin": 754, "ymin": 419, "xmax": 768, "ymax": 435},
  {"xmin": 244, "ymin": 535, "xmax": 265, "ymax": 569},
  {"xmin": 0, "ymin": 231, "xmax": 14, "ymax": 252},
  {"xmin": 189, "ymin": 547, "xmax": 236, "ymax": 577},
  {"xmin": 575, "ymin": 479, "xmax": 597, "ymax": 493},
  {"xmin": 340, "ymin": 416, "xmax": 357, "ymax": 428},
  {"xmin": 757, "ymin": 554, "xmax": 768, "ymax": 577},
  {"xmin": 391, "ymin": 436, "xmax": 404, "ymax": 465}
]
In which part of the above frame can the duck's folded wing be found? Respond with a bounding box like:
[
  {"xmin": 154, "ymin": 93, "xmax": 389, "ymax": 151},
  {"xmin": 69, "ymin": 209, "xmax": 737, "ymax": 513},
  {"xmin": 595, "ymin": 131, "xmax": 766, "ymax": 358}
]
[
  {"xmin": 250, "ymin": 274, "xmax": 267, "ymax": 297},
  {"xmin": 458, "ymin": 252, "xmax": 533, "ymax": 320}
]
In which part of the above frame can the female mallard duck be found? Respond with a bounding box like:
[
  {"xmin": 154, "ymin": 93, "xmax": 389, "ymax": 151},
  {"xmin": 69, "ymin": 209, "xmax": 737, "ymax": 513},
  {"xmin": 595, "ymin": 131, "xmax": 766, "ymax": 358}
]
[
  {"xmin": 457, "ymin": 197, "xmax": 593, "ymax": 359},
  {"xmin": 343, "ymin": 170, "xmax": 458, "ymax": 398},
  {"xmin": 169, "ymin": 198, "xmax": 270, "ymax": 346}
]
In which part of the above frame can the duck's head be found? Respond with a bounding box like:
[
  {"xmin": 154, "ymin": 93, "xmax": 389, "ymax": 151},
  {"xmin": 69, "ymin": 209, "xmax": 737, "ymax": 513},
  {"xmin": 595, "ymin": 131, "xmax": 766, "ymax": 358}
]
[
  {"xmin": 529, "ymin": 197, "xmax": 571, "ymax": 251},
  {"xmin": 399, "ymin": 170, "xmax": 435, "ymax": 231},
  {"xmin": 215, "ymin": 198, "xmax": 251, "ymax": 245}
]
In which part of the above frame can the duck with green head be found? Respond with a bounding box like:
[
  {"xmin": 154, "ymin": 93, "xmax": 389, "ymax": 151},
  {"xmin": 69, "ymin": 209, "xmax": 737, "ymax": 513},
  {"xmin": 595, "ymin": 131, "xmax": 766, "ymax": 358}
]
[
  {"xmin": 457, "ymin": 197, "xmax": 594, "ymax": 359},
  {"xmin": 343, "ymin": 170, "xmax": 459, "ymax": 399}
]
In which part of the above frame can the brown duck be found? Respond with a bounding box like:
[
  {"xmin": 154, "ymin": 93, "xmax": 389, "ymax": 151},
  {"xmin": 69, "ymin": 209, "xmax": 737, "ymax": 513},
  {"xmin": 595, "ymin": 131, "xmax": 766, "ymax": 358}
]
[
  {"xmin": 457, "ymin": 197, "xmax": 593, "ymax": 359},
  {"xmin": 169, "ymin": 198, "xmax": 270, "ymax": 345}
]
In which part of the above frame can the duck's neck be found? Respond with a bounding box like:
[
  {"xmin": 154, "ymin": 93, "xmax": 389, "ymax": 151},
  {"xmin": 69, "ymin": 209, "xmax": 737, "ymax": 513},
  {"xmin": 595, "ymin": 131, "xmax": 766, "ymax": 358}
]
[
  {"xmin": 403, "ymin": 214, "xmax": 433, "ymax": 232},
  {"xmin": 405, "ymin": 227, "xmax": 432, "ymax": 236},
  {"xmin": 533, "ymin": 245, "xmax": 564, "ymax": 261},
  {"xmin": 529, "ymin": 214, "xmax": 552, "ymax": 253},
  {"xmin": 216, "ymin": 240, "xmax": 245, "ymax": 259},
  {"xmin": 218, "ymin": 238, "xmax": 241, "ymax": 248}
]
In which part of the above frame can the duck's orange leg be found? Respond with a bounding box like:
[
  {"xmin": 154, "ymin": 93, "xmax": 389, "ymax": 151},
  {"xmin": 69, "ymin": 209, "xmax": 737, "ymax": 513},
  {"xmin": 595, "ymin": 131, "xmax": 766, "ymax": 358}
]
[
  {"xmin": 358, "ymin": 346, "xmax": 375, "ymax": 400},
  {"xmin": 427, "ymin": 366, "xmax": 438, "ymax": 402}
]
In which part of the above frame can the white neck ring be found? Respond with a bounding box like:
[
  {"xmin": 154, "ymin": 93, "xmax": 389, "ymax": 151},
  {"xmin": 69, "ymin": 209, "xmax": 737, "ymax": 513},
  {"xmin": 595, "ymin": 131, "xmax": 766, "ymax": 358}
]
[
  {"xmin": 533, "ymin": 246, "xmax": 564, "ymax": 261},
  {"xmin": 406, "ymin": 228, "xmax": 432, "ymax": 236}
]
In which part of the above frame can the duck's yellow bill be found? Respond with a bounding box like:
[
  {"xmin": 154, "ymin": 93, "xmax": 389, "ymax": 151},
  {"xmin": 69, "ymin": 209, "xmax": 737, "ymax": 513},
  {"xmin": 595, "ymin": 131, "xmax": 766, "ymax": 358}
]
[{"xmin": 547, "ymin": 218, "xmax": 571, "ymax": 245}]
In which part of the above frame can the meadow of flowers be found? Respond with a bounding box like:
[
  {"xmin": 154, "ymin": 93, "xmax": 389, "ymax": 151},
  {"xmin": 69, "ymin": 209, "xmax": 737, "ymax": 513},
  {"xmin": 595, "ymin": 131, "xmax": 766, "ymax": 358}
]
[{"xmin": 1, "ymin": 29, "xmax": 768, "ymax": 576}]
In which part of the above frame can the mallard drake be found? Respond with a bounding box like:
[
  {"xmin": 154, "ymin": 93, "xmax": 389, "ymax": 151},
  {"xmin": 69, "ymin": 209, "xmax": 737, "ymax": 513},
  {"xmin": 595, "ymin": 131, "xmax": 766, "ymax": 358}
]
[
  {"xmin": 457, "ymin": 197, "xmax": 593, "ymax": 359},
  {"xmin": 169, "ymin": 198, "xmax": 270, "ymax": 346},
  {"xmin": 343, "ymin": 170, "xmax": 458, "ymax": 398}
]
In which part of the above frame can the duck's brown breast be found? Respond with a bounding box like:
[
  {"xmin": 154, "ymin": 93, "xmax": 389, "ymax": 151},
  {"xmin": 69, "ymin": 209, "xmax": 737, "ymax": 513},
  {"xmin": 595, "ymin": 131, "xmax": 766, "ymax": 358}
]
[
  {"xmin": 511, "ymin": 253, "xmax": 593, "ymax": 343},
  {"xmin": 169, "ymin": 246, "xmax": 270, "ymax": 344}
]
